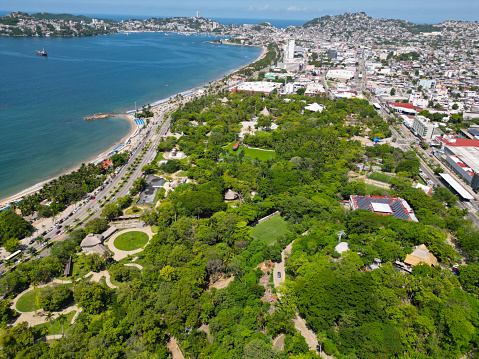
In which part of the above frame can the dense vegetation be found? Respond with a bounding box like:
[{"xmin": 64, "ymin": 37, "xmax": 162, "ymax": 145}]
[
  {"xmin": 1, "ymin": 90, "xmax": 479, "ymax": 359},
  {"xmin": 14, "ymin": 163, "xmax": 110, "ymax": 220}
]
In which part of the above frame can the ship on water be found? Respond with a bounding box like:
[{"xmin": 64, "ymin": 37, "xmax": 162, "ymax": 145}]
[{"xmin": 36, "ymin": 49, "xmax": 47, "ymax": 56}]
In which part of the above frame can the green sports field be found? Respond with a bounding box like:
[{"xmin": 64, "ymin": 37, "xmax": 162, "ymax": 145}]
[
  {"xmin": 251, "ymin": 214, "xmax": 289, "ymax": 246},
  {"xmin": 368, "ymin": 172, "xmax": 394, "ymax": 183},
  {"xmin": 224, "ymin": 142, "xmax": 276, "ymax": 161}
]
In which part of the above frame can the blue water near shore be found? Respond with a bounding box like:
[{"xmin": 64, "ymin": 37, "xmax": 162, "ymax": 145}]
[{"xmin": 0, "ymin": 32, "xmax": 261, "ymax": 200}]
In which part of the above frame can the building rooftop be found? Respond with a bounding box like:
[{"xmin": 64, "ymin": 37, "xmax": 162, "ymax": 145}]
[
  {"xmin": 436, "ymin": 136, "xmax": 479, "ymax": 147},
  {"xmin": 439, "ymin": 173, "xmax": 475, "ymax": 200},
  {"xmin": 80, "ymin": 233, "xmax": 103, "ymax": 248},
  {"xmin": 350, "ymin": 195, "xmax": 418, "ymax": 221},
  {"xmin": 404, "ymin": 244, "xmax": 438, "ymax": 267}
]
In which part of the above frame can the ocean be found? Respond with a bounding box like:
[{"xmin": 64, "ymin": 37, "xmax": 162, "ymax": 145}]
[{"xmin": 0, "ymin": 32, "xmax": 261, "ymax": 200}]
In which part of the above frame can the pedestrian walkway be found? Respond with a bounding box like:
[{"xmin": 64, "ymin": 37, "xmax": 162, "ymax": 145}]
[
  {"xmin": 125, "ymin": 263, "xmax": 143, "ymax": 270},
  {"xmin": 83, "ymin": 270, "xmax": 118, "ymax": 289}
]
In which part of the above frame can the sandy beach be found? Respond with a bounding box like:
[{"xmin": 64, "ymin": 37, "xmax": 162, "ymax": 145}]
[{"xmin": 0, "ymin": 44, "xmax": 266, "ymax": 208}]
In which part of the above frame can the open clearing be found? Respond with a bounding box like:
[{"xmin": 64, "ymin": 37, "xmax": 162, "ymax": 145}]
[{"xmin": 251, "ymin": 214, "xmax": 289, "ymax": 246}]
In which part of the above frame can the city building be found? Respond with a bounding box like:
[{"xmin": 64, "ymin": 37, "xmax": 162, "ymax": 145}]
[
  {"xmin": 288, "ymin": 39, "xmax": 295, "ymax": 60},
  {"xmin": 412, "ymin": 115, "xmax": 436, "ymax": 140},
  {"xmin": 435, "ymin": 137, "xmax": 479, "ymax": 189},
  {"xmin": 230, "ymin": 81, "xmax": 281, "ymax": 95},
  {"xmin": 327, "ymin": 49, "xmax": 337, "ymax": 60}
]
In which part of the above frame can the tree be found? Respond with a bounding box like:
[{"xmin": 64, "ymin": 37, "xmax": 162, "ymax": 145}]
[
  {"xmin": 101, "ymin": 203, "xmax": 121, "ymax": 220},
  {"xmin": 84, "ymin": 218, "xmax": 109, "ymax": 234},
  {"xmin": 142, "ymin": 164, "xmax": 157, "ymax": 174},
  {"xmin": 432, "ymin": 187, "xmax": 457, "ymax": 207},
  {"xmin": 174, "ymin": 190, "xmax": 227, "ymax": 218},
  {"xmin": 129, "ymin": 178, "xmax": 146, "ymax": 196},
  {"xmin": 73, "ymin": 281, "xmax": 111, "ymax": 314},
  {"xmin": 0, "ymin": 322, "xmax": 37, "ymax": 358},
  {"xmin": 57, "ymin": 313, "xmax": 67, "ymax": 337},
  {"xmin": 3, "ymin": 238, "xmax": 20, "ymax": 253},
  {"xmin": 0, "ymin": 209, "xmax": 32, "ymax": 241},
  {"xmin": 38, "ymin": 285, "xmax": 73, "ymax": 312},
  {"xmin": 296, "ymin": 88, "xmax": 306, "ymax": 96},
  {"xmin": 0, "ymin": 300, "xmax": 16, "ymax": 328},
  {"xmin": 46, "ymin": 312, "xmax": 55, "ymax": 335},
  {"xmin": 390, "ymin": 88, "xmax": 396, "ymax": 96}
]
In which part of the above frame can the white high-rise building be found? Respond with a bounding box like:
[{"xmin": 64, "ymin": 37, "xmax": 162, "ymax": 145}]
[
  {"xmin": 196, "ymin": 11, "xmax": 200, "ymax": 18},
  {"xmin": 412, "ymin": 115, "xmax": 435, "ymax": 140},
  {"xmin": 288, "ymin": 40, "xmax": 295, "ymax": 60}
]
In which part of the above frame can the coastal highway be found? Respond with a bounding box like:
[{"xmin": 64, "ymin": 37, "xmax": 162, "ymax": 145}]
[{"xmin": 1, "ymin": 107, "xmax": 172, "ymax": 272}]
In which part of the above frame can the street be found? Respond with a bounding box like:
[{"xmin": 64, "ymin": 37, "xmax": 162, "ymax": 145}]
[{"xmin": 372, "ymin": 96, "xmax": 479, "ymax": 228}]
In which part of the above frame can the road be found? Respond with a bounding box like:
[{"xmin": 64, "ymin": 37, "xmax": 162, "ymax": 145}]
[{"xmin": 1, "ymin": 106, "xmax": 175, "ymax": 273}]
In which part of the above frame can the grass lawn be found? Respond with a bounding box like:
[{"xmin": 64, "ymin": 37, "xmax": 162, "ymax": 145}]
[
  {"xmin": 368, "ymin": 172, "xmax": 394, "ymax": 183},
  {"xmin": 254, "ymin": 130, "xmax": 271, "ymax": 136},
  {"xmin": 224, "ymin": 142, "xmax": 276, "ymax": 161},
  {"xmin": 35, "ymin": 311, "xmax": 76, "ymax": 336},
  {"xmin": 16, "ymin": 289, "xmax": 41, "ymax": 312},
  {"xmin": 114, "ymin": 231, "xmax": 149, "ymax": 251},
  {"xmin": 125, "ymin": 207, "xmax": 143, "ymax": 215},
  {"xmin": 16, "ymin": 284, "xmax": 73, "ymax": 313},
  {"xmin": 152, "ymin": 152, "xmax": 164, "ymax": 163},
  {"xmin": 365, "ymin": 184, "xmax": 392, "ymax": 195},
  {"xmin": 251, "ymin": 214, "xmax": 289, "ymax": 246}
]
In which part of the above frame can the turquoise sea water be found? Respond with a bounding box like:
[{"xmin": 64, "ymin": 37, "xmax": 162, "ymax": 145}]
[{"xmin": 0, "ymin": 33, "xmax": 261, "ymax": 200}]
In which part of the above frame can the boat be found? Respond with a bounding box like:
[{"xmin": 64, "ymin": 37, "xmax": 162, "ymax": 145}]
[
  {"xmin": 36, "ymin": 49, "xmax": 47, "ymax": 56},
  {"xmin": 232, "ymin": 142, "xmax": 240, "ymax": 151}
]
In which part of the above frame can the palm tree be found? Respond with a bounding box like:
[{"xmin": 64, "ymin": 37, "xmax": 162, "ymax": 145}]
[
  {"xmin": 26, "ymin": 247, "xmax": 36, "ymax": 257},
  {"xmin": 57, "ymin": 313, "xmax": 67, "ymax": 337},
  {"xmin": 33, "ymin": 281, "xmax": 39, "ymax": 315},
  {"xmin": 46, "ymin": 312, "xmax": 55, "ymax": 335}
]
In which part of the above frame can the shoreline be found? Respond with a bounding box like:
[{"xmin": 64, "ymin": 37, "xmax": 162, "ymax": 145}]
[{"xmin": 0, "ymin": 44, "xmax": 266, "ymax": 208}]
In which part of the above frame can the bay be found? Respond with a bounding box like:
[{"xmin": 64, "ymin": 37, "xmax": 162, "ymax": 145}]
[{"xmin": 0, "ymin": 32, "xmax": 261, "ymax": 200}]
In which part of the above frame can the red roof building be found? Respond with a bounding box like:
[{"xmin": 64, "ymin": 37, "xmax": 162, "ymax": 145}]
[
  {"xmin": 388, "ymin": 102, "xmax": 423, "ymax": 115},
  {"xmin": 435, "ymin": 136, "xmax": 479, "ymax": 148},
  {"xmin": 100, "ymin": 159, "xmax": 113, "ymax": 169}
]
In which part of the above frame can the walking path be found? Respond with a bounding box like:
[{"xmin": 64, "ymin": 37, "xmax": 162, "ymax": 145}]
[
  {"xmin": 83, "ymin": 270, "xmax": 118, "ymax": 289},
  {"xmin": 272, "ymin": 334, "xmax": 285, "ymax": 350},
  {"xmin": 10, "ymin": 268, "xmax": 116, "ymax": 330},
  {"xmin": 11, "ymin": 304, "xmax": 79, "ymax": 328},
  {"xmin": 104, "ymin": 227, "xmax": 153, "ymax": 261},
  {"xmin": 125, "ymin": 263, "xmax": 144, "ymax": 270},
  {"xmin": 273, "ymin": 243, "xmax": 292, "ymax": 294},
  {"xmin": 166, "ymin": 337, "xmax": 185, "ymax": 359}
]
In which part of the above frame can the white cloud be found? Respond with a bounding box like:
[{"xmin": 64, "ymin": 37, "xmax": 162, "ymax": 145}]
[
  {"xmin": 248, "ymin": 4, "xmax": 270, "ymax": 11},
  {"xmin": 287, "ymin": 5, "xmax": 307, "ymax": 12}
]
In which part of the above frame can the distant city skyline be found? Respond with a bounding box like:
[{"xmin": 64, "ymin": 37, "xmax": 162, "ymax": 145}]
[{"xmin": 0, "ymin": 0, "xmax": 478, "ymax": 24}]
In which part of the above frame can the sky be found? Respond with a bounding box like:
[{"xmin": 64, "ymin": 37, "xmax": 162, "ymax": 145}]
[{"xmin": 1, "ymin": 0, "xmax": 478, "ymax": 24}]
